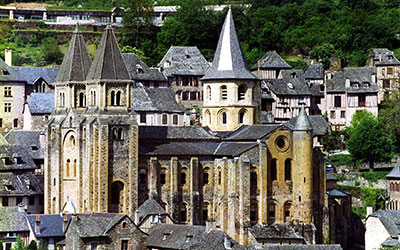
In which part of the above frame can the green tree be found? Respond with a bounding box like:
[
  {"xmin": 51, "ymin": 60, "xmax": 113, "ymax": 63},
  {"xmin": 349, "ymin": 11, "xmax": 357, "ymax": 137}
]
[
  {"xmin": 379, "ymin": 91, "xmax": 400, "ymax": 151},
  {"xmin": 26, "ymin": 241, "xmax": 37, "ymax": 250},
  {"xmin": 41, "ymin": 37, "xmax": 63, "ymax": 65},
  {"xmin": 37, "ymin": 240, "xmax": 48, "ymax": 250},
  {"xmin": 347, "ymin": 111, "xmax": 394, "ymax": 171},
  {"xmin": 11, "ymin": 236, "xmax": 26, "ymax": 250},
  {"xmin": 322, "ymin": 128, "xmax": 346, "ymax": 153}
]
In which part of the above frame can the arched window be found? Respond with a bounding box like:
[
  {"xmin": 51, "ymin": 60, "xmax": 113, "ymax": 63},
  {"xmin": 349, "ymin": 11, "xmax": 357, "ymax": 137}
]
[
  {"xmin": 73, "ymin": 159, "xmax": 77, "ymax": 177},
  {"xmin": 285, "ymin": 159, "xmax": 292, "ymax": 181},
  {"xmin": 221, "ymin": 112, "xmax": 227, "ymax": 125},
  {"xmin": 160, "ymin": 168, "xmax": 167, "ymax": 186},
  {"xmin": 111, "ymin": 91, "xmax": 115, "ymax": 106},
  {"xmin": 180, "ymin": 167, "xmax": 187, "ymax": 186},
  {"xmin": 79, "ymin": 92, "xmax": 86, "ymax": 107},
  {"xmin": 112, "ymin": 127, "xmax": 118, "ymax": 140},
  {"xmin": 218, "ymin": 168, "xmax": 222, "ymax": 185},
  {"xmin": 250, "ymin": 167, "xmax": 257, "ymax": 196},
  {"xmin": 13, "ymin": 118, "xmax": 18, "ymax": 128},
  {"xmin": 238, "ymin": 85, "xmax": 246, "ymax": 101},
  {"xmin": 116, "ymin": 91, "xmax": 121, "ymax": 106},
  {"xmin": 66, "ymin": 159, "xmax": 70, "ymax": 177},
  {"xmin": 118, "ymin": 127, "xmax": 124, "ymax": 140},
  {"xmin": 268, "ymin": 202, "xmax": 276, "ymax": 223},
  {"xmin": 202, "ymin": 202, "xmax": 209, "ymax": 223},
  {"xmin": 239, "ymin": 109, "xmax": 246, "ymax": 124},
  {"xmin": 205, "ymin": 110, "xmax": 211, "ymax": 125},
  {"xmin": 284, "ymin": 201, "xmax": 292, "ymax": 222},
  {"xmin": 203, "ymin": 167, "xmax": 210, "ymax": 186},
  {"xmin": 220, "ymin": 85, "xmax": 227, "ymax": 100},
  {"xmin": 271, "ymin": 159, "xmax": 277, "ymax": 181},
  {"xmin": 110, "ymin": 181, "xmax": 124, "ymax": 213},
  {"xmin": 179, "ymin": 203, "xmax": 187, "ymax": 223},
  {"xmin": 206, "ymin": 86, "xmax": 211, "ymax": 101}
]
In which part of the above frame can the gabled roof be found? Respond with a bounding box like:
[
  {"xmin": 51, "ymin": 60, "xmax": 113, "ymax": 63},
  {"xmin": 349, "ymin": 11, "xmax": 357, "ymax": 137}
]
[
  {"xmin": 387, "ymin": 163, "xmax": 400, "ymax": 179},
  {"xmin": 344, "ymin": 67, "xmax": 378, "ymax": 93},
  {"xmin": 223, "ymin": 124, "xmax": 280, "ymax": 141},
  {"xmin": 123, "ymin": 53, "xmax": 167, "ymax": 82},
  {"xmin": 373, "ymin": 48, "xmax": 400, "ymax": 66},
  {"xmin": 248, "ymin": 223, "xmax": 303, "ymax": 240},
  {"xmin": 0, "ymin": 56, "xmax": 17, "ymax": 81},
  {"xmin": 202, "ymin": 8, "xmax": 257, "ymax": 81},
  {"xmin": 139, "ymin": 126, "xmax": 218, "ymax": 140},
  {"xmin": 27, "ymin": 93, "xmax": 55, "ymax": 114},
  {"xmin": 0, "ymin": 172, "xmax": 43, "ymax": 196},
  {"xmin": 268, "ymin": 69, "xmax": 311, "ymax": 96},
  {"xmin": 136, "ymin": 199, "xmax": 168, "ymax": 224},
  {"xmin": 0, "ymin": 207, "xmax": 29, "ymax": 232},
  {"xmin": 304, "ymin": 64, "xmax": 324, "ymax": 79},
  {"xmin": 326, "ymin": 71, "xmax": 345, "ymax": 92},
  {"xmin": 26, "ymin": 214, "xmax": 72, "ymax": 238},
  {"xmin": 5, "ymin": 130, "xmax": 44, "ymax": 160},
  {"xmin": 327, "ymin": 188, "xmax": 350, "ymax": 198},
  {"xmin": 70, "ymin": 213, "xmax": 122, "ymax": 237},
  {"xmin": 158, "ymin": 46, "xmax": 210, "ymax": 77},
  {"xmin": 14, "ymin": 67, "xmax": 59, "ymax": 86},
  {"xmin": 0, "ymin": 144, "xmax": 37, "ymax": 170},
  {"xmin": 369, "ymin": 210, "xmax": 400, "ymax": 238},
  {"xmin": 251, "ymin": 51, "xmax": 292, "ymax": 70},
  {"xmin": 55, "ymin": 26, "xmax": 91, "ymax": 83},
  {"xmin": 86, "ymin": 24, "xmax": 130, "ymax": 81}
]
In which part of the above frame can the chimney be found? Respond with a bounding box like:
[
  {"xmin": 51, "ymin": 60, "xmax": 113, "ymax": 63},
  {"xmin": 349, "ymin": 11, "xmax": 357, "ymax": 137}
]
[
  {"xmin": 224, "ymin": 237, "xmax": 232, "ymax": 249},
  {"xmin": 378, "ymin": 51, "xmax": 382, "ymax": 62},
  {"xmin": 134, "ymin": 210, "xmax": 140, "ymax": 225},
  {"xmin": 35, "ymin": 215, "xmax": 40, "ymax": 234},
  {"xmin": 63, "ymin": 214, "xmax": 68, "ymax": 232},
  {"xmin": 366, "ymin": 206, "xmax": 373, "ymax": 217},
  {"xmin": 5, "ymin": 48, "xmax": 12, "ymax": 67},
  {"xmin": 345, "ymin": 79, "xmax": 350, "ymax": 88}
]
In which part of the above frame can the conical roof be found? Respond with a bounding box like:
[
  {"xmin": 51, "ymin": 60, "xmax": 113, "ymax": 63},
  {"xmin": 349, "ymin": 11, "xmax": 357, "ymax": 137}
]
[
  {"xmin": 86, "ymin": 24, "xmax": 130, "ymax": 81},
  {"xmin": 294, "ymin": 106, "xmax": 312, "ymax": 131},
  {"xmin": 202, "ymin": 8, "xmax": 257, "ymax": 81},
  {"xmin": 55, "ymin": 26, "xmax": 92, "ymax": 83}
]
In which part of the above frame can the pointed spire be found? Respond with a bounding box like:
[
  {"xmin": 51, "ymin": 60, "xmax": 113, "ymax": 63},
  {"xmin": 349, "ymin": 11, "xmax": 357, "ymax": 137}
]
[
  {"xmin": 55, "ymin": 25, "xmax": 92, "ymax": 83},
  {"xmin": 294, "ymin": 106, "xmax": 312, "ymax": 131},
  {"xmin": 202, "ymin": 8, "xmax": 257, "ymax": 81},
  {"xmin": 86, "ymin": 24, "xmax": 130, "ymax": 81}
]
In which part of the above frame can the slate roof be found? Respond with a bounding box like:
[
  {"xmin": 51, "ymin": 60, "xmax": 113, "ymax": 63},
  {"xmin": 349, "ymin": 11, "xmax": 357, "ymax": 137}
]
[
  {"xmin": 123, "ymin": 53, "xmax": 167, "ymax": 82},
  {"xmin": 251, "ymin": 51, "xmax": 292, "ymax": 70},
  {"xmin": 139, "ymin": 126, "xmax": 218, "ymax": 140},
  {"xmin": 373, "ymin": 48, "xmax": 400, "ymax": 66},
  {"xmin": 304, "ymin": 64, "xmax": 324, "ymax": 79},
  {"xmin": 139, "ymin": 141, "xmax": 219, "ymax": 156},
  {"xmin": 223, "ymin": 125, "xmax": 279, "ymax": 141},
  {"xmin": 0, "ymin": 172, "xmax": 43, "ymax": 196},
  {"xmin": 0, "ymin": 144, "xmax": 37, "ymax": 171},
  {"xmin": 369, "ymin": 210, "xmax": 400, "ymax": 238},
  {"xmin": 26, "ymin": 214, "xmax": 72, "ymax": 238},
  {"xmin": 147, "ymin": 224, "xmax": 239, "ymax": 250},
  {"xmin": 0, "ymin": 207, "xmax": 29, "ymax": 232},
  {"xmin": 344, "ymin": 67, "xmax": 378, "ymax": 93},
  {"xmin": 326, "ymin": 71, "xmax": 345, "ymax": 92},
  {"xmin": 0, "ymin": 56, "xmax": 17, "ymax": 81},
  {"xmin": 248, "ymin": 223, "xmax": 304, "ymax": 240},
  {"xmin": 294, "ymin": 107, "xmax": 312, "ymax": 131},
  {"xmin": 236, "ymin": 246, "xmax": 343, "ymax": 250},
  {"xmin": 27, "ymin": 93, "xmax": 55, "ymax": 114},
  {"xmin": 55, "ymin": 26, "xmax": 91, "ymax": 83},
  {"xmin": 289, "ymin": 115, "xmax": 329, "ymax": 136},
  {"xmin": 310, "ymin": 84, "xmax": 324, "ymax": 97},
  {"xmin": 327, "ymin": 189, "xmax": 350, "ymax": 198},
  {"xmin": 5, "ymin": 130, "xmax": 44, "ymax": 160},
  {"xmin": 13, "ymin": 67, "xmax": 59, "ymax": 86},
  {"xmin": 387, "ymin": 162, "xmax": 400, "ymax": 179},
  {"xmin": 202, "ymin": 8, "xmax": 258, "ymax": 81},
  {"xmin": 145, "ymin": 88, "xmax": 186, "ymax": 112},
  {"xmin": 136, "ymin": 199, "xmax": 168, "ymax": 224},
  {"xmin": 268, "ymin": 70, "xmax": 311, "ymax": 96},
  {"xmin": 70, "ymin": 213, "xmax": 127, "ymax": 237},
  {"xmin": 132, "ymin": 87, "xmax": 158, "ymax": 112},
  {"xmin": 86, "ymin": 24, "xmax": 130, "ymax": 81},
  {"xmin": 158, "ymin": 46, "xmax": 210, "ymax": 77}
]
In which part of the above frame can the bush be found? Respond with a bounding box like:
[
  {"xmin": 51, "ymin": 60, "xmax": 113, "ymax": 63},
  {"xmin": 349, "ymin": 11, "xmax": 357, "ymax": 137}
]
[
  {"xmin": 360, "ymin": 172, "xmax": 389, "ymax": 183},
  {"xmin": 327, "ymin": 154, "xmax": 354, "ymax": 167}
]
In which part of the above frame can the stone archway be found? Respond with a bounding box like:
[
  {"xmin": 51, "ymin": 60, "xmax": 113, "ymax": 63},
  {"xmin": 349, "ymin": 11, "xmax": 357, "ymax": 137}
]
[{"xmin": 109, "ymin": 181, "xmax": 124, "ymax": 213}]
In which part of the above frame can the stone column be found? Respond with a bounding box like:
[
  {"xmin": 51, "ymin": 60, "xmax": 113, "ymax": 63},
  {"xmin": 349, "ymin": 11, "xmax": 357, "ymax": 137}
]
[
  {"xmin": 149, "ymin": 157, "xmax": 159, "ymax": 200},
  {"xmin": 259, "ymin": 141, "xmax": 268, "ymax": 224},
  {"xmin": 170, "ymin": 157, "xmax": 179, "ymax": 221},
  {"xmin": 190, "ymin": 157, "xmax": 200, "ymax": 225}
]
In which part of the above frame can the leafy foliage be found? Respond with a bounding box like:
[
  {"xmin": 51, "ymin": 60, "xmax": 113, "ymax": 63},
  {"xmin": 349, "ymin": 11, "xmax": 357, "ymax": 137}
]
[
  {"xmin": 379, "ymin": 91, "xmax": 400, "ymax": 152},
  {"xmin": 326, "ymin": 154, "xmax": 354, "ymax": 167},
  {"xmin": 360, "ymin": 171, "xmax": 390, "ymax": 183}
]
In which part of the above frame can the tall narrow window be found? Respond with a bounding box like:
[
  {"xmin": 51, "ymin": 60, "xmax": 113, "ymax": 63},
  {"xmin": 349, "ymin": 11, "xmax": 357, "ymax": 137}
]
[
  {"xmin": 285, "ymin": 159, "xmax": 291, "ymax": 181},
  {"xmin": 66, "ymin": 159, "xmax": 70, "ymax": 177},
  {"xmin": 173, "ymin": 114, "xmax": 178, "ymax": 125},
  {"xmin": 202, "ymin": 202, "xmax": 209, "ymax": 223},
  {"xmin": 162, "ymin": 114, "xmax": 168, "ymax": 125},
  {"xmin": 250, "ymin": 202, "xmax": 258, "ymax": 223},
  {"xmin": 79, "ymin": 92, "xmax": 85, "ymax": 107},
  {"xmin": 218, "ymin": 169, "xmax": 222, "ymax": 185},
  {"xmin": 121, "ymin": 240, "xmax": 129, "ymax": 250},
  {"xmin": 268, "ymin": 203, "xmax": 275, "ymax": 222},
  {"xmin": 238, "ymin": 85, "xmax": 246, "ymax": 101},
  {"xmin": 271, "ymin": 159, "xmax": 277, "ymax": 181},
  {"xmin": 160, "ymin": 168, "xmax": 167, "ymax": 185},
  {"xmin": 116, "ymin": 91, "xmax": 121, "ymax": 106},
  {"xmin": 250, "ymin": 168, "xmax": 257, "ymax": 196},
  {"xmin": 222, "ymin": 112, "xmax": 227, "ymax": 125},
  {"xmin": 206, "ymin": 86, "xmax": 211, "ymax": 101},
  {"xmin": 4, "ymin": 103, "xmax": 11, "ymax": 112},
  {"xmin": 239, "ymin": 110, "xmax": 246, "ymax": 124},
  {"xmin": 284, "ymin": 202, "xmax": 292, "ymax": 221},
  {"xmin": 180, "ymin": 204, "xmax": 187, "ymax": 223},
  {"xmin": 221, "ymin": 85, "xmax": 227, "ymax": 100},
  {"xmin": 73, "ymin": 159, "xmax": 77, "ymax": 177},
  {"xmin": 203, "ymin": 168, "xmax": 210, "ymax": 185},
  {"xmin": 111, "ymin": 91, "xmax": 115, "ymax": 106},
  {"xmin": 13, "ymin": 118, "xmax": 18, "ymax": 128}
]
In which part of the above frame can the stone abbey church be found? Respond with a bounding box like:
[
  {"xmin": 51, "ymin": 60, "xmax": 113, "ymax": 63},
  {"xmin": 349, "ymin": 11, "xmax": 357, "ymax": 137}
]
[{"xmin": 45, "ymin": 9, "xmax": 326, "ymax": 244}]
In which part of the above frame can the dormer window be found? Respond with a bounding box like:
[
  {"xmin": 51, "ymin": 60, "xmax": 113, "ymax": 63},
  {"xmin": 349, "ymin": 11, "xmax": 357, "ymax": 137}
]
[
  {"xmin": 287, "ymin": 82, "xmax": 294, "ymax": 89},
  {"xmin": 164, "ymin": 60, "xmax": 171, "ymax": 67},
  {"xmin": 2, "ymin": 70, "xmax": 9, "ymax": 75},
  {"xmin": 320, "ymin": 85, "xmax": 325, "ymax": 92},
  {"xmin": 185, "ymin": 54, "xmax": 190, "ymax": 59},
  {"xmin": 388, "ymin": 55, "xmax": 394, "ymax": 61},
  {"xmin": 5, "ymin": 185, "xmax": 15, "ymax": 191},
  {"xmin": 136, "ymin": 64, "xmax": 144, "ymax": 74},
  {"xmin": 363, "ymin": 82, "xmax": 369, "ymax": 88},
  {"xmin": 352, "ymin": 83, "xmax": 359, "ymax": 89},
  {"xmin": 291, "ymin": 72, "xmax": 297, "ymax": 79}
]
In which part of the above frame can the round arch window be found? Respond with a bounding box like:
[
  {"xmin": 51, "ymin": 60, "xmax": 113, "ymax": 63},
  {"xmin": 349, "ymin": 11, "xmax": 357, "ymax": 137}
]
[{"xmin": 275, "ymin": 136, "xmax": 289, "ymax": 152}]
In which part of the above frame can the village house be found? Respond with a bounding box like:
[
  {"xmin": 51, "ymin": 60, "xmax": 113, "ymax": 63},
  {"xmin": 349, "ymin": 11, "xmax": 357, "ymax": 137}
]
[
  {"xmin": 134, "ymin": 199, "xmax": 174, "ymax": 233},
  {"xmin": 304, "ymin": 64, "xmax": 325, "ymax": 115},
  {"xmin": 365, "ymin": 210, "xmax": 400, "ymax": 250}
]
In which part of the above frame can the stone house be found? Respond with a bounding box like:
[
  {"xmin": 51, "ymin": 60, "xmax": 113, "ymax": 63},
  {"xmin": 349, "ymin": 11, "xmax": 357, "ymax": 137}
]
[
  {"xmin": 365, "ymin": 210, "xmax": 400, "ymax": 250},
  {"xmin": 134, "ymin": 199, "xmax": 174, "ymax": 233},
  {"xmin": 64, "ymin": 214, "xmax": 147, "ymax": 250},
  {"xmin": 369, "ymin": 48, "xmax": 400, "ymax": 103},
  {"xmin": 387, "ymin": 163, "xmax": 400, "ymax": 210},
  {"xmin": 158, "ymin": 46, "xmax": 211, "ymax": 110},
  {"xmin": 251, "ymin": 50, "xmax": 292, "ymax": 80},
  {"xmin": 266, "ymin": 69, "xmax": 311, "ymax": 123},
  {"xmin": 325, "ymin": 67, "xmax": 378, "ymax": 130},
  {"xmin": 13, "ymin": 66, "xmax": 58, "ymax": 95},
  {"xmin": 0, "ymin": 207, "xmax": 30, "ymax": 250},
  {"xmin": 304, "ymin": 64, "xmax": 325, "ymax": 115},
  {"xmin": 23, "ymin": 93, "xmax": 54, "ymax": 130},
  {"xmin": 123, "ymin": 53, "xmax": 168, "ymax": 88},
  {"xmin": 247, "ymin": 223, "xmax": 305, "ymax": 245}
]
